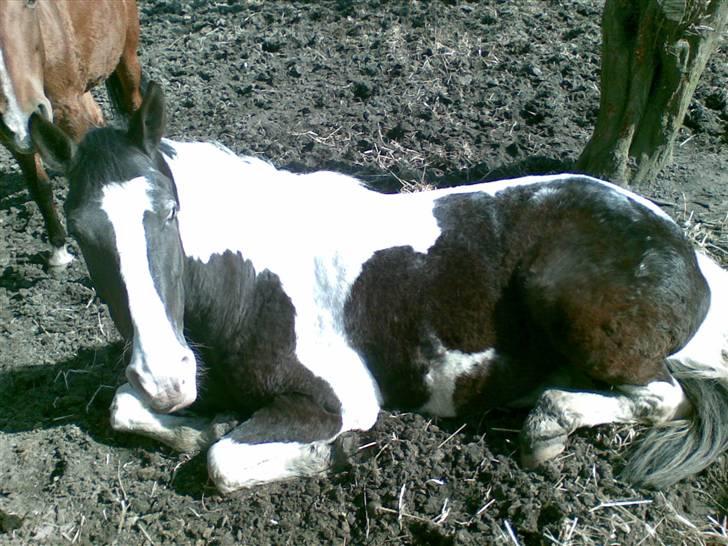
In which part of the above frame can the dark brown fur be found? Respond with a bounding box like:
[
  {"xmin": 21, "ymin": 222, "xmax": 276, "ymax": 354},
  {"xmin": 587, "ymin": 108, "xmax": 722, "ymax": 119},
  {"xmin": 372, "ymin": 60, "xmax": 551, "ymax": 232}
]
[{"xmin": 345, "ymin": 179, "xmax": 709, "ymax": 414}]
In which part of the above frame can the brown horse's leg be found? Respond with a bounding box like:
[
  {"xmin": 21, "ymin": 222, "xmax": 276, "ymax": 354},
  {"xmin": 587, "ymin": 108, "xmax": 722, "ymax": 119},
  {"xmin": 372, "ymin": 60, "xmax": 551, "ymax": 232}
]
[
  {"xmin": 12, "ymin": 150, "xmax": 72, "ymax": 266},
  {"xmin": 113, "ymin": 53, "xmax": 143, "ymax": 115}
]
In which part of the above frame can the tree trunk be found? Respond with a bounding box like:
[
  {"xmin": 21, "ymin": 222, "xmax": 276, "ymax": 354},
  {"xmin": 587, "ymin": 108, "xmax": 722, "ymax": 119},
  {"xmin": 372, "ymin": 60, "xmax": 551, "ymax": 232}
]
[{"xmin": 577, "ymin": 0, "xmax": 728, "ymax": 187}]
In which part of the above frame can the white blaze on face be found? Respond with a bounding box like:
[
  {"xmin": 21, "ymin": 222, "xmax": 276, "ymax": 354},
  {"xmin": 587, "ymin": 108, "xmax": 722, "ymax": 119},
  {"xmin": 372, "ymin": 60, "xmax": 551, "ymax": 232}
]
[
  {"xmin": 101, "ymin": 177, "xmax": 197, "ymax": 411},
  {"xmin": 0, "ymin": 47, "xmax": 31, "ymax": 148},
  {"xmin": 0, "ymin": 48, "xmax": 53, "ymax": 150}
]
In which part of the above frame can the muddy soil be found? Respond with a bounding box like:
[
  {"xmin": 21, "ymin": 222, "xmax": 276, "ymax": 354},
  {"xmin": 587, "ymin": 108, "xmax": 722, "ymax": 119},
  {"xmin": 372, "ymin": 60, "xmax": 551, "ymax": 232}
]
[{"xmin": 1, "ymin": 1, "xmax": 726, "ymax": 544}]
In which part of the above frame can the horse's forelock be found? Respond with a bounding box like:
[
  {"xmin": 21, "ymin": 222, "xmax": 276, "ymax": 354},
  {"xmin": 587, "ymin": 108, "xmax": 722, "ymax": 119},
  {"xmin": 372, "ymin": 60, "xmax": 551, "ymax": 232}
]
[{"xmin": 68, "ymin": 127, "xmax": 173, "ymax": 200}]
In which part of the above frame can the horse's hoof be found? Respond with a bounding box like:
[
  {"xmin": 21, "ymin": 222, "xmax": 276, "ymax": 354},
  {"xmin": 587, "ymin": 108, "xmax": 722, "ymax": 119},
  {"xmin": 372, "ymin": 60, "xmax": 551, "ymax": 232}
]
[
  {"xmin": 520, "ymin": 414, "xmax": 569, "ymax": 468},
  {"xmin": 520, "ymin": 437, "xmax": 567, "ymax": 469}
]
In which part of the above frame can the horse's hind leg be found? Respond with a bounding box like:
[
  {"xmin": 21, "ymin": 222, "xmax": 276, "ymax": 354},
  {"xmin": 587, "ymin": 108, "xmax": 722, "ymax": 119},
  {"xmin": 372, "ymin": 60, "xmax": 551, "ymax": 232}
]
[
  {"xmin": 111, "ymin": 52, "xmax": 143, "ymax": 115},
  {"xmin": 520, "ymin": 377, "xmax": 690, "ymax": 467},
  {"xmin": 110, "ymin": 383, "xmax": 238, "ymax": 453},
  {"xmin": 110, "ymin": 5, "xmax": 143, "ymax": 115},
  {"xmin": 12, "ymin": 150, "xmax": 72, "ymax": 267},
  {"xmin": 207, "ymin": 393, "xmax": 343, "ymax": 493}
]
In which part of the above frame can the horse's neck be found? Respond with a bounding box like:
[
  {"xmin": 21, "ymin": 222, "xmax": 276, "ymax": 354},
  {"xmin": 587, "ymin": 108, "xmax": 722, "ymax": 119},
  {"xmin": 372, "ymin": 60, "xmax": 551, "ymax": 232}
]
[
  {"xmin": 181, "ymin": 248, "xmax": 261, "ymax": 353},
  {"xmin": 164, "ymin": 140, "xmax": 388, "ymax": 264},
  {"xmin": 166, "ymin": 140, "xmax": 303, "ymax": 229}
]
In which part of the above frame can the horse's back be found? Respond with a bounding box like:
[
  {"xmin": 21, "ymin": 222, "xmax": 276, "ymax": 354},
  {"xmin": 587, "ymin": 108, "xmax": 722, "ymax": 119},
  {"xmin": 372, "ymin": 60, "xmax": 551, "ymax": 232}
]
[{"xmin": 35, "ymin": 0, "xmax": 138, "ymax": 103}]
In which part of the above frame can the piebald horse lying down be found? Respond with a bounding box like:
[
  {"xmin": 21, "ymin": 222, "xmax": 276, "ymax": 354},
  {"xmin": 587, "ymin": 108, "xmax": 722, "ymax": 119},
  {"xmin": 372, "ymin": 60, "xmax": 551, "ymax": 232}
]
[{"xmin": 31, "ymin": 83, "xmax": 728, "ymax": 493}]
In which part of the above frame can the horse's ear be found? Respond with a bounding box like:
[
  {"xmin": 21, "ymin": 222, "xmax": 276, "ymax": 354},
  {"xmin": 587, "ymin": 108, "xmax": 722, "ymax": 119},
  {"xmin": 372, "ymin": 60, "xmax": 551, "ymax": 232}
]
[
  {"xmin": 128, "ymin": 80, "xmax": 166, "ymax": 155},
  {"xmin": 29, "ymin": 113, "xmax": 77, "ymax": 171}
]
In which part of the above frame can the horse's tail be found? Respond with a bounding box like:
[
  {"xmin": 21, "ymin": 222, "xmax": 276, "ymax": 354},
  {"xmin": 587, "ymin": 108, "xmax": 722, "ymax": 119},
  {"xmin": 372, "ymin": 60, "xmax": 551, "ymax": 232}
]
[
  {"xmin": 622, "ymin": 254, "xmax": 728, "ymax": 488},
  {"xmin": 105, "ymin": 71, "xmax": 150, "ymax": 120}
]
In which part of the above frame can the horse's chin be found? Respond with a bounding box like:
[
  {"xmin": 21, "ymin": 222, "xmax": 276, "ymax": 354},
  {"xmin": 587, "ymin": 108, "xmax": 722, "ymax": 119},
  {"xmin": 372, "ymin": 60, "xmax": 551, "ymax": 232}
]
[{"xmin": 145, "ymin": 386, "xmax": 197, "ymax": 415}]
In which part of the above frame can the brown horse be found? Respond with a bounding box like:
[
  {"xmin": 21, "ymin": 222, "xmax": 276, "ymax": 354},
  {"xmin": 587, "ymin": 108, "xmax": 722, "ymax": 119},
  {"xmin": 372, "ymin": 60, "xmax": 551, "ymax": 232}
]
[{"xmin": 0, "ymin": 0, "xmax": 143, "ymax": 267}]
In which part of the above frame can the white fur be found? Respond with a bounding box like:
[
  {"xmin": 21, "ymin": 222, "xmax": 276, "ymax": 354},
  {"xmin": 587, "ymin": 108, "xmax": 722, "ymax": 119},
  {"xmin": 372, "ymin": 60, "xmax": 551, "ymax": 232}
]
[
  {"xmin": 420, "ymin": 341, "xmax": 497, "ymax": 417},
  {"xmin": 539, "ymin": 379, "xmax": 690, "ymax": 429},
  {"xmin": 522, "ymin": 378, "xmax": 690, "ymax": 466},
  {"xmin": 110, "ymin": 383, "xmax": 210, "ymax": 452},
  {"xmin": 101, "ymin": 179, "xmax": 197, "ymax": 410},
  {"xmin": 207, "ymin": 437, "xmax": 332, "ymax": 493},
  {"xmin": 0, "ymin": 47, "xmax": 51, "ymax": 151},
  {"xmin": 47, "ymin": 244, "xmax": 74, "ymax": 268},
  {"xmin": 671, "ymin": 252, "xmax": 728, "ymax": 374}
]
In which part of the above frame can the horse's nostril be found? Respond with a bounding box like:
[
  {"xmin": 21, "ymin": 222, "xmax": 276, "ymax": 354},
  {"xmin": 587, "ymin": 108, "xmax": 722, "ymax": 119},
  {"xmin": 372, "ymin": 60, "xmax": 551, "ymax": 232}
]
[{"xmin": 35, "ymin": 101, "xmax": 51, "ymax": 121}]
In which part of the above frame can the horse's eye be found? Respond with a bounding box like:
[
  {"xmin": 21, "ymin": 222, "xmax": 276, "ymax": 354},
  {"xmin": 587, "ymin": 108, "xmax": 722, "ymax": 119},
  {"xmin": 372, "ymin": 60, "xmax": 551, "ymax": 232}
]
[
  {"xmin": 25, "ymin": 0, "xmax": 37, "ymax": 8},
  {"xmin": 165, "ymin": 205, "xmax": 178, "ymax": 223}
]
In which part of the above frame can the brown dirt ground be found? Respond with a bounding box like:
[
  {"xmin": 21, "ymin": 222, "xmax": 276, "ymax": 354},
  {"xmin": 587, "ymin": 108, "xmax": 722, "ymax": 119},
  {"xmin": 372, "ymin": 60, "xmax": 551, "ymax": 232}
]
[{"xmin": 0, "ymin": 1, "xmax": 726, "ymax": 544}]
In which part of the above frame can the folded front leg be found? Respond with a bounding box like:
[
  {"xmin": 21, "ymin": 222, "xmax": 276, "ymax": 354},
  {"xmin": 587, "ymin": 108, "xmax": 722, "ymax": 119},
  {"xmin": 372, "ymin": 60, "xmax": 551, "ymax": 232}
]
[
  {"xmin": 207, "ymin": 393, "xmax": 343, "ymax": 493},
  {"xmin": 110, "ymin": 383, "xmax": 238, "ymax": 453}
]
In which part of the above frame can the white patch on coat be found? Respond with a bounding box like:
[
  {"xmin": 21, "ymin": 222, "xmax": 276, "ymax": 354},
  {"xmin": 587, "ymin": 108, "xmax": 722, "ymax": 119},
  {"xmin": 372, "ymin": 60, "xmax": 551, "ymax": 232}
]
[
  {"xmin": 419, "ymin": 342, "xmax": 497, "ymax": 417},
  {"xmin": 109, "ymin": 383, "xmax": 210, "ymax": 453},
  {"xmin": 671, "ymin": 252, "xmax": 728, "ymax": 375},
  {"xmin": 207, "ymin": 437, "xmax": 331, "ymax": 493},
  {"xmin": 101, "ymin": 178, "xmax": 197, "ymax": 410}
]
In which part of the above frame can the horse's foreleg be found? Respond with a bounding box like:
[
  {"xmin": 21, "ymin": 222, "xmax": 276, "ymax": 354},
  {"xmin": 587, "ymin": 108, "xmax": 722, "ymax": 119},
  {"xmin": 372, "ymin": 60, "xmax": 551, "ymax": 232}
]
[
  {"xmin": 12, "ymin": 150, "xmax": 72, "ymax": 267},
  {"xmin": 520, "ymin": 378, "xmax": 690, "ymax": 468},
  {"xmin": 110, "ymin": 383, "xmax": 238, "ymax": 453},
  {"xmin": 207, "ymin": 393, "xmax": 343, "ymax": 493}
]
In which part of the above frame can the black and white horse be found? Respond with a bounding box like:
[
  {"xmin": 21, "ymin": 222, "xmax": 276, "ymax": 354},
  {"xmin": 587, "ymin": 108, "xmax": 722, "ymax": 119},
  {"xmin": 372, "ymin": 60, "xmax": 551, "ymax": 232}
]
[{"xmin": 31, "ymin": 83, "xmax": 728, "ymax": 493}]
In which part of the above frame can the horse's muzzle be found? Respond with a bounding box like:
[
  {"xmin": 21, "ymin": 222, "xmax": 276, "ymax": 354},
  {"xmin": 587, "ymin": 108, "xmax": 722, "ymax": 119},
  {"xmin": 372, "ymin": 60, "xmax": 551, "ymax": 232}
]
[{"xmin": 125, "ymin": 355, "xmax": 197, "ymax": 414}]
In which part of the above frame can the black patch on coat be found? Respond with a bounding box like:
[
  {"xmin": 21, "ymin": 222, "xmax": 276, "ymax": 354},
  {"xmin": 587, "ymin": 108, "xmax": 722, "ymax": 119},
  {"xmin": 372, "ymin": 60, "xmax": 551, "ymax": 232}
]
[
  {"xmin": 183, "ymin": 250, "xmax": 343, "ymax": 443},
  {"xmin": 345, "ymin": 177, "xmax": 710, "ymax": 414}
]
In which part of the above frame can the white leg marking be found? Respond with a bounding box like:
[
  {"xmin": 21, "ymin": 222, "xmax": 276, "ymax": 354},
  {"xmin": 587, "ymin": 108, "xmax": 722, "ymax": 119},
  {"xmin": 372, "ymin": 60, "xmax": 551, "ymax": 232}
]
[
  {"xmin": 521, "ymin": 379, "xmax": 689, "ymax": 467},
  {"xmin": 110, "ymin": 384, "xmax": 232, "ymax": 453},
  {"xmin": 48, "ymin": 244, "xmax": 74, "ymax": 268},
  {"xmin": 207, "ymin": 437, "xmax": 332, "ymax": 493}
]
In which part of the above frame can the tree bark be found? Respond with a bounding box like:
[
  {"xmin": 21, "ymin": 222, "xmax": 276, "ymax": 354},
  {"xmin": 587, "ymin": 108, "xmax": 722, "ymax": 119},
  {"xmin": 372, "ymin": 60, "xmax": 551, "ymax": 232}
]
[{"xmin": 577, "ymin": 0, "xmax": 728, "ymax": 187}]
